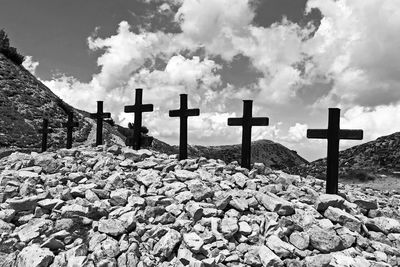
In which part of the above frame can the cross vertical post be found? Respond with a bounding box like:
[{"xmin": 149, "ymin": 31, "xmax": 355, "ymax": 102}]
[
  {"xmin": 169, "ymin": 94, "xmax": 200, "ymax": 160},
  {"xmin": 90, "ymin": 101, "xmax": 111, "ymax": 146},
  {"xmin": 228, "ymin": 100, "xmax": 269, "ymax": 169},
  {"xmin": 63, "ymin": 112, "xmax": 79, "ymax": 149},
  {"xmin": 307, "ymin": 108, "xmax": 363, "ymax": 194},
  {"xmin": 39, "ymin": 118, "xmax": 53, "ymax": 152},
  {"xmin": 124, "ymin": 88, "xmax": 154, "ymax": 150}
]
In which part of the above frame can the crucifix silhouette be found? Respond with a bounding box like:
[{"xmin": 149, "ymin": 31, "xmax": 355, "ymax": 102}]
[
  {"xmin": 307, "ymin": 108, "xmax": 363, "ymax": 194},
  {"xmin": 39, "ymin": 118, "xmax": 53, "ymax": 152},
  {"xmin": 124, "ymin": 88, "xmax": 154, "ymax": 150},
  {"xmin": 228, "ymin": 100, "xmax": 269, "ymax": 169},
  {"xmin": 90, "ymin": 101, "xmax": 111, "ymax": 146},
  {"xmin": 62, "ymin": 112, "xmax": 79, "ymax": 149},
  {"xmin": 169, "ymin": 94, "xmax": 200, "ymax": 160}
]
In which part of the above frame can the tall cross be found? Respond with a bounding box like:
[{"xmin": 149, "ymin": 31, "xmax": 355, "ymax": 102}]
[
  {"xmin": 39, "ymin": 118, "xmax": 53, "ymax": 152},
  {"xmin": 124, "ymin": 88, "xmax": 154, "ymax": 150},
  {"xmin": 62, "ymin": 112, "xmax": 79, "ymax": 149},
  {"xmin": 169, "ymin": 94, "xmax": 200, "ymax": 160},
  {"xmin": 90, "ymin": 101, "xmax": 111, "ymax": 146},
  {"xmin": 228, "ymin": 100, "xmax": 269, "ymax": 169},
  {"xmin": 307, "ymin": 108, "xmax": 363, "ymax": 194}
]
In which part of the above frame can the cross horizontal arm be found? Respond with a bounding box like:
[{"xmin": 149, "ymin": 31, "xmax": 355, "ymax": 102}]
[
  {"xmin": 169, "ymin": 109, "xmax": 200, "ymax": 117},
  {"xmin": 307, "ymin": 129, "xmax": 328, "ymax": 139},
  {"xmin": 339, "ymin": 129, "xmax": 363, "ymax": 140},
  {"xmin": 250, "ymin": 117, "xmax": 269, "ymax": 126},
  {"xmin": 227, "ymin": 118, "xmax": 243, "ymax": 126},
  {"xmin": 124, "ymin": 104, "xmax": 154, "ymax": 113},
  {"xmin": 90, "ymin": 112, "xmax": 111, "ymax": 118}
]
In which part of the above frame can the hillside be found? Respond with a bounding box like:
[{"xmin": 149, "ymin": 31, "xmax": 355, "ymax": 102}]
[
  {"xmin": 0, "ymin": 53, "xmax": 125, "ymax": 154},
  {"xmin": 152, "ymin": 139, "xmax": 308, "ymax": 170},
  {"xmin": 290, "ymin": 132, "xmax": 400, "ymax": 181},
  {"xmin": 0, "ymin": 145, "xmax": 399, "ymax": 266}
]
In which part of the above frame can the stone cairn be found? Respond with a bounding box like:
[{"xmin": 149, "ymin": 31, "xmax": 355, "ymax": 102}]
[{"xmin": 0, "ymin": 146, "xmax": 399, "ymax": 266}]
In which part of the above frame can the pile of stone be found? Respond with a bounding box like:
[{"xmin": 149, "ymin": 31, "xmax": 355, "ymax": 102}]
[{"xmin": 0, "ymin": 145, "xmax": 399, "ymax": 267}]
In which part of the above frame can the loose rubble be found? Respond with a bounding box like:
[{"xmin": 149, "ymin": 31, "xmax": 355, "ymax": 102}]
[{"xmin": 0, "ymin": 145, "xmax": 399, "ymax": 266}]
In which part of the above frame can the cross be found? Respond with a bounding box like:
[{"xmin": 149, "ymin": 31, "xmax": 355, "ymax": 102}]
[
  {"xmin": 62, "ymin": 112, "xmax": 79, "ymax": 149},
  {"xmin": 307, "ymin": 108, "xmax": 363, "ymax": 194},
  {"xmin": 169, "ymin": 94, "xmax": 200, "ymax": 160},
  {"xmin": 90, "ymin": 101, "xmax": 111, "ymax": 146},
  {"xmin": 228, "ymin": 100, "xmax": 269, "ymax": 169},
  {"xmin": 124, "ymin": 88, "xmax": 154, "ymax": 150},
  {"xmin": 38, "ymin": 118, "xmax": 53, "ymax": 152}
]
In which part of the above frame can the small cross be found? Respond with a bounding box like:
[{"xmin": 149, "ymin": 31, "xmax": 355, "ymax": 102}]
[
  {"xmin": 307, "ymin": 108, "xmax": 363, "ymax": 194},
  {"xmin": 90, "ymin": 101, "xmax": 111, "ymax": 146},
  {"xmin": 38, "ymin": 118, "xmax": 53, "ymax": 152},
  {"xmin": 124, "ymin": 88, "xmax": 154, "ymax": 150},
  {"xmin": 228, "ymin": 100, "xmax": 269, "ymax": 169},
  {"xmin": 169, "ymin": 94, "xmax": 200, "ymax": 160},
  {"xmin": 62, "ymin": 112, "xmax": 79, "ymax": 149}
]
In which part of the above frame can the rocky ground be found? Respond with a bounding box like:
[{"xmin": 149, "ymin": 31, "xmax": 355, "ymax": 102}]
[{"xmin": 0, "ymin": 146, "xmax": 400, "ymax": 267}]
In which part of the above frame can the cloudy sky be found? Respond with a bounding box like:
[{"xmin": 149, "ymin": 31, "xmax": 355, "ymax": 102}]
[{"xmin": 1, "ymin": 0, "xmax": 400, "ymax": 161}]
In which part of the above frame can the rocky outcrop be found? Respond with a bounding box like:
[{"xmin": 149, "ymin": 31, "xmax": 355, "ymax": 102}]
[{"xmin": 0, "ymin": 145, "xmax": 399, "ymax": 266}]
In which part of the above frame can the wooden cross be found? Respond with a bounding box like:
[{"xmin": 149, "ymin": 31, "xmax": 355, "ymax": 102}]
[
  {"xmin": 228, "ymin": 100, "xmax": 269, "ymax": 169},
  {"xmin": 124, "ymin": 88, "xmax": 154, "ymax": 150},
  {"xmin": 307, "ymin": 108, "xmax": 363, "ymax": 194},
  {"xmin": 169, "ymin": 94, "xmax": 200, "ymax": 160},
  {"xmin": 38, "ymin": 118, "xmax": 53, "ymax": 152},
  {"xmin": 90, "ymin": 101, "xmax": 111, "ymax": 146},
  {"xmin": 62, "ymin": 112, "xmax": 79, "ymax": 149}
]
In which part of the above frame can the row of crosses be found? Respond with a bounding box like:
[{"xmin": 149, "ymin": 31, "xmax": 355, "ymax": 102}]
[{"xmin": 40, "ymin": 88, "xmax": 363, "ymax": 195}]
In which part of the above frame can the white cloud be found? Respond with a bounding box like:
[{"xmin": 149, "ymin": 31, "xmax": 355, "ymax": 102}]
[
  {"xmin": 305, "ymin": 0, "xmax": 400, "ymax": 108},
  {"xmin": 22, "ymin": 56, "xmax": 39, "ymax": 75},
  {"xmin": 342, "ymin": 104, "xmax": 400, "ymax": 141}
]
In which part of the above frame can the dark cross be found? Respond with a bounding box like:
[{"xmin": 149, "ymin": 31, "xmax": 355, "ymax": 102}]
[
  {"xmin": 90, "ymin": 101, "xmax": 111, "ymax": 146},
  {"xmin": 124, "ymin": 88, "xmax": 154, "ymax": 150},
  {"xmin": 307, "ymin": 108, "xmax": 363, "ymax": 194},
  {"xmin": 38, "ymin": 118, "xmax": 53, "ymax": 152},
  {"xmin": 62, "ymin": 112, "xmax": 79, "ymax": 149},
  {"xmin": 169, "ymin": 94, "xmax": 200, "ymax": 160},
  {"xmin": 228, "ymin": 100, "xmax": 269, "ymax": 169}
]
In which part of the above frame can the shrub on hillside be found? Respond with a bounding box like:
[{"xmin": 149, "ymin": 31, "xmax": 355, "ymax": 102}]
[{"xmin": 0, "ymin": 29, "xmax": 24, "ymax": 65}]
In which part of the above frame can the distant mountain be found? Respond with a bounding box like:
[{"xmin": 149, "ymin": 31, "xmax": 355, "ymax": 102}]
[
  {"xmin": 152, "ymin": 138, "xmax": 308, "ymax": 169},
  {"xmin": 290, "ymin": 132, "xmax": 400, "ymax": 180},
  {"xmin": 0, "ymin": 53, "xmax": 125, "ymax": 155}
]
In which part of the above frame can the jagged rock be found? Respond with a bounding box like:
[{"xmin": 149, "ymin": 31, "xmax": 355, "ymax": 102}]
[
  {"xmin": 220, "ymin": 217, "xmax": 239, "ymax": 238},
  {"xmin": 174, "ymin": 170, "xmax": 199, "ymax": 181},
  {"xmin": 183, "ymin": 232, "xmax": 204, "ymax": 253},
  {"xmin": 304, "ymin": 254, "xmax": 332, "ymax": 267},
  {"xmin": 0, "ymin": 209, "xmax": 15, "ymax": 223},
  {"xmin": 307, "ymin": 226, "xmax": 344, "ymax": 253},
  {"xmin": 366, "ymin": 217, "xmax": 400, "ymax": 234},
  {"xmin": 153, "ymin": 229, "xmax": 182, "ymax": 258},
  {"xmin": 324, "ymin": 206, "xmax": 362, "ymax": 232},
  {"xmin": 98, "ymin": 218, "xmax": 126, "ymax": 236},
  {"xmin": 16, "ymin": 218, "xmax": 53, "ymax": 242},
  {"xmin": 258, "ymin": 245, "xmax": 283, "ymax": 266},
  {"xmin": 256, "ymin": 192, "xmax": 295, "ymax": 216},
  {"xmin": 266, "ymin": 235, "xmax": 297, "ymax": 258},
  {"xmin": 315, "ymin": 194, "xmax": 345, "ymax": 212},
  {"xmin": 289, "ymin": 231, "xmax": 310, "ymax": 250},
  {"xmin": 16, "ymin": 244, "xmax": 54, "ymax": 267}
]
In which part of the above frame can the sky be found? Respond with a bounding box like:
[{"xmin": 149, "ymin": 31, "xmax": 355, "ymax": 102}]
[{"xmin": 1, "ymin": 0, "xmax": 400, "ymax": 161}]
